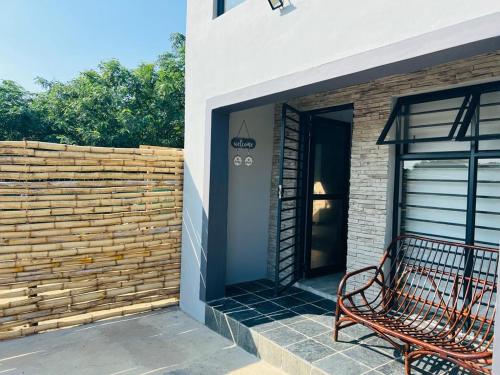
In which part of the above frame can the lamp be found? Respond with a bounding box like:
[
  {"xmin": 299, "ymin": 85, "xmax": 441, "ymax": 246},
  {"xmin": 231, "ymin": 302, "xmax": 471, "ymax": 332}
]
[{"xmin": 268, "ymin": 0, "xmax": 284, "ymax": 10}]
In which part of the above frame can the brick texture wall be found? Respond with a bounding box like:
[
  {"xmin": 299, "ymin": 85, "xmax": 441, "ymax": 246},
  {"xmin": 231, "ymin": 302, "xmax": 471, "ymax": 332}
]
[{"xmin": 267, "ymin": 51, "xmax": 500, "ymax": 290}]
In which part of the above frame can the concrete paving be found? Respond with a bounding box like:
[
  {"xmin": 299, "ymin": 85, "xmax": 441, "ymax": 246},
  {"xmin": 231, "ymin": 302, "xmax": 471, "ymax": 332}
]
[{"xmin": 0, "ymin": 307, "xmax": 285, "ymax": 375}]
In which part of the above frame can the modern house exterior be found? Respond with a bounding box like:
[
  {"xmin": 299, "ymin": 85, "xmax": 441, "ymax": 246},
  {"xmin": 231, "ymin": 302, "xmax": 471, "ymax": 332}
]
[{"xmin": 181, "ymin": 0, "xmax": 500, "ymax": 372}]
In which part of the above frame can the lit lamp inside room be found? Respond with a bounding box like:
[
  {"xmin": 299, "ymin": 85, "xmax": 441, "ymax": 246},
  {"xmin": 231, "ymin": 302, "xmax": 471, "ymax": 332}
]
[{"xmin": 268, "ymin": 0, "xmax": 284, "ymax": 10}]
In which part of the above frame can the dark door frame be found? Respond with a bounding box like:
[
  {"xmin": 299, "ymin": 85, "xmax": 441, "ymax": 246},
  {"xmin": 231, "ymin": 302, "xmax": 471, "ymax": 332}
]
[
  {"xmin": 303, "ymin": 116, "xmax": 353, "ymax": 278},
  {"xmin": 300, "ymin": 103, "xmax": 354, "ymax": 279}
]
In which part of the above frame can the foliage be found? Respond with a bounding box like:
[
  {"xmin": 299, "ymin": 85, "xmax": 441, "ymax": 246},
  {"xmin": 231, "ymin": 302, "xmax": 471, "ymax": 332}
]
[
  {"xmin": 0, "ymin": 33, "xmax": 185, "ymax": 148},
  {"xmin": 0, "ymin": 80, "xmax": 48, "ymax": 141}
]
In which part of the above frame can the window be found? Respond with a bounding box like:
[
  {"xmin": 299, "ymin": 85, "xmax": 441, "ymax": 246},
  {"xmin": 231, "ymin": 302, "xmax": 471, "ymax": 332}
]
[
  {"xmin": 457, "ymin": 89, "xmax": 500, "ymax": 148},
  {"xmin": 400, "ymin": 159, "xmax": 468, "ymax": 242},
  {"xmin": 475, "ymin": 159, "xmax": 500, "ymax": 247},
  {"xmin": 390, "ymin": 81, "xmax": 500, "ymax": 248},
  {"xmin": 378, "ymin": 81, "xmax": 500, "ymax": 146},
  {"xmin": 378, "ymin": 93, "xmax": 471, "ymax": 145},
  {"xmin": 217, "ymin": 0, "xmax": 245, "ymax": 16}
]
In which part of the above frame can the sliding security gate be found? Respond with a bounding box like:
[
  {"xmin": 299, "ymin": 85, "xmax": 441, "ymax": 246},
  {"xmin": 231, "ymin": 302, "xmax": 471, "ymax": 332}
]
[{"xmin": 274, "ymin": 104, "xmax": 308, "ymax": 295}]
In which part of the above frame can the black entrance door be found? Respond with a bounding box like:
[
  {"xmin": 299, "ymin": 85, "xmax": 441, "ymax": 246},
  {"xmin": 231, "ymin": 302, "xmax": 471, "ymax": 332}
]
[
  {"xmin": 304, "ymin": 116, "xmax": 351, "ymax": 277},
  {"xmin": 274, "ymin": 106, "xmax": 352, "ymax": 294},
  {"xmin": 274, "ymin": 104, "xmax": 308, "ymax": 295}
]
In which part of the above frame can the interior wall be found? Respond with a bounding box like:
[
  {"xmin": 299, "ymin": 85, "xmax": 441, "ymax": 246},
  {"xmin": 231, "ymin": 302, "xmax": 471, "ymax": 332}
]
[{"xmin": 226, "ymin": 104, "xmax": 274, "ymax": 284}]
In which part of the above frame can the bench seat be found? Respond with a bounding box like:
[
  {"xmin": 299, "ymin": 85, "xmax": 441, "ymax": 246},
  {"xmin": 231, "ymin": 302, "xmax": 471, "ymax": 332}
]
[{"xmin": 335, "ymin": 235, "xmax": 497, "ymax": 375}]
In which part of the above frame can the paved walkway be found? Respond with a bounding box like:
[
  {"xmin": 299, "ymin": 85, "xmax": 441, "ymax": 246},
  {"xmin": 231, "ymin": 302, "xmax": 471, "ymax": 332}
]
[{"xmin": 0, "ymin": 307, "xmax": 284, "ymax": 375}]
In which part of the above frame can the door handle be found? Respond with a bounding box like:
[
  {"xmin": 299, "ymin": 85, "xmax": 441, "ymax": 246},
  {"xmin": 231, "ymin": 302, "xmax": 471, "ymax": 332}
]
[{"xmin": 278, "ymin": 184, "xmax": 283, "ymax": 199}]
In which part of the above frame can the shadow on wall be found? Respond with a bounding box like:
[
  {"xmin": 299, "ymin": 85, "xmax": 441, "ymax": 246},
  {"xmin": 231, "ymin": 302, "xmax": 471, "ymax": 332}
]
[
  {"xmin": 180, "ymin": 144, "xmax": 229, "ymax": 321},
  {"xmin": 179, "ymin": 164, "xmax": 210, "ymax": 321}
]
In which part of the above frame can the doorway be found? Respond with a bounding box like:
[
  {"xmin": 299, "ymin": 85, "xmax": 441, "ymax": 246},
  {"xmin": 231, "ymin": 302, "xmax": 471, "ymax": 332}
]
[
  {"xmin": 274, "ymin": 104, "xmax": 353, "ymax": 295},
  {"xmin": 305, "ymin": 114, "xmax": 351, "ymax": 277}
]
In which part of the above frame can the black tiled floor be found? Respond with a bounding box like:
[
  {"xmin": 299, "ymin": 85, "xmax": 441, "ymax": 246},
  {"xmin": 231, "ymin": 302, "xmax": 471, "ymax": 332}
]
[
  {"xmin": 252, "ymin": 301, "xmax": 285, "ymax": 315},
  {"xmin": 253, "ymin": 288, "xmax": 276, "ymax": 299},
  {"xmin": 242, "ymin": 315, "xmax": 279, "ymax": 332},
  {"xmin": 207, "ymin": 298, "xmax": 244, "ymax": 312},
  {"xmin": 253, "ymin": 278, "xmax": 275, "ymax": 288},
  {"xmin": 224, "ymin": 284, "xmax": 246, "ymax": 297},
  {"xmin": 312, "ymin": 298, "xmax": 336, "ymax": 311},
  {"xmin": 293, "ymin": 290, "xmax": 325, "ymax": 303},
  {"xmin": 231, "ymin": 292, "xmax": 266, "ymax": 305},
  {"xmin": 272, "ymin": 295, "xmax": 307, "ymax": 309},
  {"xmin": 268, "ymin": 309, "xmax": 304, "ymax": 325},
  {"xmin": 226, "ymin": 307, "xmax": 262, "ymax": 322},
  {"xmin": 232, "ymin": 281, "xmax": 271, "ymax": 293},
  {"xmin": 291, "ymin": 302, "xmax": 328, "ymax": 317},
  {"xmin": 278, "ymin": 285, "xmax": 303, "ymax": 296},
  {"xmin": 207, "ymin": 279, "xmax": 466, "ymax": 375}
]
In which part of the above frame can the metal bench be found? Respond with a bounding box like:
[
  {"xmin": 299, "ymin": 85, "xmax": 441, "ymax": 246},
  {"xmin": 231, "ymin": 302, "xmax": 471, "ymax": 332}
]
[{"xmin": 335, "ymin": 235, "xmax": 498, "ymax": 374}]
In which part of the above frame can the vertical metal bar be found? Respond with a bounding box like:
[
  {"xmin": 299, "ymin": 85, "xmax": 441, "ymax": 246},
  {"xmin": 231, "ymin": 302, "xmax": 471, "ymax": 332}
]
[
  {"xmin": 390, "ymin": 104, "xmax": 406, "ymax": 304},
  {"xmin": 392, "ymin": 146, "xmax": 401, "ymax": 240},
  {"xmin": 463, "ymin": 102, "xmax": 479, "ymax": 326},
  {"xmin": 298, "ymin": 114, "xmax": 311, "ymax": 279},
  {"xmin": 465, "ymin": 103, "xmax": 479, "ymax": 246},
  {"xmin": 303, "ymin": 115, "xmax": 314, "ymax": 277},
  {"xmin": 274, "ymin": 104, "xmax": 287, "ymax": 296}
]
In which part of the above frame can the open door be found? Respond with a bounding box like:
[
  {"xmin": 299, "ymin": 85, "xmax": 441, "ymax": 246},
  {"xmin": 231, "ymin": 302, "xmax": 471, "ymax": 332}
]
[
  {"xmin": 274, "ymin": 104, "xmax": 308, "ymax": 295},
  {"xmin": 304, "ymin": 116, "xmax": 351, "ymax": 277}
]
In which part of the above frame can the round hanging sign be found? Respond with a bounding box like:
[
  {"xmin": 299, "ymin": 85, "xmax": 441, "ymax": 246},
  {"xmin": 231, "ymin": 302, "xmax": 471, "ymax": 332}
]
[
  {"xmin": 233, "ymin": 155, "xmax": 242, "ymax": 166},
  {"xmin": 244, "ymin": 156, "xmax": 253, "ymax": 167}
]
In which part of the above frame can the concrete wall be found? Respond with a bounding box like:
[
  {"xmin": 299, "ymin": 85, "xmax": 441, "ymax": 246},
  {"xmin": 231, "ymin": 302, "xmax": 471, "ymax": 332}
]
[
  {"xmin": 226, "ymin": 105, "xmax": 274, "ymax": 284},
  {"xmin": 188, "ymin": 1, "xmax": 500, "ymax": 102},
  {"xmin": 182, "ymin": 0, "xmax": 500, "ymax": 321}
]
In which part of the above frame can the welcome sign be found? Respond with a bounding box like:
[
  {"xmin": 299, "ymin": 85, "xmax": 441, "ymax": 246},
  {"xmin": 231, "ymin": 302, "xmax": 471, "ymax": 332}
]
[
  {"xmin": 232, "ymin": 120, "xmax": 255, "ymax": 167},
  {"xmin": 231, "ymin": 137, "xmax": 256, "ymax": 149}
]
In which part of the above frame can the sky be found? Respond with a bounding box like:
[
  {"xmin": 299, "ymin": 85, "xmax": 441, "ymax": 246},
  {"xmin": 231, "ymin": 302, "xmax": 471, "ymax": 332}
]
[{"xmin": 0, "ymin": 0, "xmax": 186, "ymax": 92}]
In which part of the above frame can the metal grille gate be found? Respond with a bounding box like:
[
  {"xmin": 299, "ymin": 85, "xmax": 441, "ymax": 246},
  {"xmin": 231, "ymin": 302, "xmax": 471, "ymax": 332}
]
[{"xmin": 274, "ymin": 104, "xmax": 308, "ymax": 295}]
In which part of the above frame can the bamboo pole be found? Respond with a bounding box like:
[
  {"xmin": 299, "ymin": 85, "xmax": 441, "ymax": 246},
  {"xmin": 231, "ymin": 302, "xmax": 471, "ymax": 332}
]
[{"xmin": 0, "ymin": 141, "xmax": 183, "ymax": 339}]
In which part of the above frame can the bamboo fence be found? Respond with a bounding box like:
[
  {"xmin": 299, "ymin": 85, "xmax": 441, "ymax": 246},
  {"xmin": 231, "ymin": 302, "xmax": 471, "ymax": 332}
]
[{"xmin": 0, "ymin": 141, "xmax": 183, "ymax": 339}]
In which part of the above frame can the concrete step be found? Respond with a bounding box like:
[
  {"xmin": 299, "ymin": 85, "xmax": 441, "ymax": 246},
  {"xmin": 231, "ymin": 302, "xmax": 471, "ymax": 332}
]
[{"xmin": 203, "ymin": 279, "xmax": 400, "ymax": 375}]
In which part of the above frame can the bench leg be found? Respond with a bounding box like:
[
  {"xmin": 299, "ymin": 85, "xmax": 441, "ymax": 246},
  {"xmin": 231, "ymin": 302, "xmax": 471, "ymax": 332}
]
[
  {"xmin": 405, "ymin": 349, "xmax": 434, "ymax": 375},
  {"xmin": 404, "ymin": 351, "xmax": 411, "ymax": 375},
  {"xmin": 403, "ymin": 343, "xmax": 414, "ymax": 375},
  {"xmin": 333, "ymin": 302, "xmax": 341, "ymax": 341}
]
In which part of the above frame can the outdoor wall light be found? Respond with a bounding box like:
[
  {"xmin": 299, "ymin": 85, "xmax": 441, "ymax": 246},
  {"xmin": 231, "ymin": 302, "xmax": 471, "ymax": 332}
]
[{"xmin": 268, "ymin": 0, "xmax": 284, "ymax": 10}]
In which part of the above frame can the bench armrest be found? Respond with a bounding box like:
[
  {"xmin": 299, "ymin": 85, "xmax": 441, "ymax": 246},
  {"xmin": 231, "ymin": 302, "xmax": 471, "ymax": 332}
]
[{"xmin": 337, "ymin": 265, "xmax": 380, "ymax": 298}]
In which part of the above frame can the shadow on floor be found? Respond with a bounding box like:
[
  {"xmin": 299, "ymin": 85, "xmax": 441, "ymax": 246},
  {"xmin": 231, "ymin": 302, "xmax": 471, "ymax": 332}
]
[{"xmin": 206, "ymin": 279, "xmax": 471, "ymax": 375}]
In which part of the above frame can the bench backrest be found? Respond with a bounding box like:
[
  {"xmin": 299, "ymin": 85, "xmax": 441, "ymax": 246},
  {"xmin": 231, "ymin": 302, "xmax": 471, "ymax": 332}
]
[{"xmin": 384, "ymin": 235, "xmax": 498, "ymax": 351}]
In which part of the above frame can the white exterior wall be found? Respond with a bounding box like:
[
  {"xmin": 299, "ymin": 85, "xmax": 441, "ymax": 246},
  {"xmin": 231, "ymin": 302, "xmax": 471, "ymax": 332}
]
[
  {"xmin": 181, "ymin": 0, "xmax": 500, "ymax": 321},
  {"xmin": 226, "ymin": 105, "xmax": 274, "ymax": 284}
]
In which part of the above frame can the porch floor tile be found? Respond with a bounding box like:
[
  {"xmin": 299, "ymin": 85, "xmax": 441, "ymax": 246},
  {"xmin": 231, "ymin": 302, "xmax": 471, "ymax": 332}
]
[
  {"xmin": 314, "ymin": 352, "xmax": 372, "ymax": 374},
  {"xmin": 231, "ymin": 292, "xmax": 267, "ymax": 305},
  {"xmin": 286, "ymin": 339, "xmax": 336, "ymax": 363},
  {"xmin": 205, "ymin": 279, "xmax": 467, "ymax": 375},
  {"xmin": 288, "ymin": 319, "xmax": 330, "ymax": 337},
  {"xmin": 252, "ymin": 301, "xmax": 286, "ymax": 315},
  {"xmin": 260, "ymin": 325, "xmax": 308, "ymax": 347}
]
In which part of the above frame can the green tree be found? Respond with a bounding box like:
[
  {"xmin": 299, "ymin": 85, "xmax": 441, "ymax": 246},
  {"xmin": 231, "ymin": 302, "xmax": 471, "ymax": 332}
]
[
  {"xmin": 0, "ymin": 33, "xmax": 185, "ymax": 148},
  {"xmin": 0, "ymin": 80, "xmax": 49, "ymax": 141}
]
